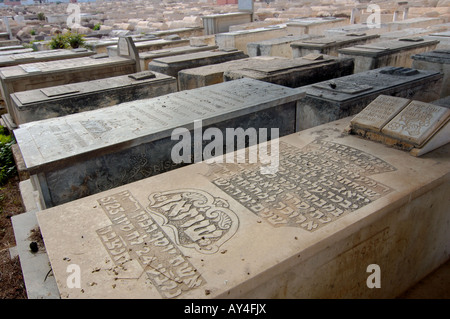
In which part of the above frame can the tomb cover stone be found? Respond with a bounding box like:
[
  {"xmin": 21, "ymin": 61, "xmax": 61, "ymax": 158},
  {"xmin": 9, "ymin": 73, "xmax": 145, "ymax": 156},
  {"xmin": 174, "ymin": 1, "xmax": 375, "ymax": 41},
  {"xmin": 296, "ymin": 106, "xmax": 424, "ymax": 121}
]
[
  {"xmin": 34, "ymin": 117, "xmax": 450, "ymax": 299},
  {"xmin": 14, "ymin": 78, "xmax": 304, "ymax": 207}
]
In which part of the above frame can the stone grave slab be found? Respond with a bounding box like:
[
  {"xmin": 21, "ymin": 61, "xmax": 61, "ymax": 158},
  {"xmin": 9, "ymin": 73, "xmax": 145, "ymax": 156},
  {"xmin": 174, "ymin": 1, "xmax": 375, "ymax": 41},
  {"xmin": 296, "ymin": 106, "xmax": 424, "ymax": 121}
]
[
  {"xmin": 324, "ymin": 23, "xmax": 390, "ymax": 37},
  {"xmin": 247, "ymin": 34, "xmax": 323, "ymax": 59},
  {"xmin": 139, "ymin": 45, "xmax": 218, "ymax": 71},
  {"xmin": 178, "ymin": 56, "xmax": 281, "ymax": 91},
  {"xmin": 0, "ymin": 48, "xmax": 33, "ymax": 56},
  {"xmin": 14, "ymin": 78, "xmax": 305, "ymax": 208},
  {"xmin": 0, "ymin": 48, "xmax": 96, "ymax": 68},
  {"xmin": 0, "ymin": 37, "xmax": 139, "ymax": 125},
  {"xmin": 146, "ymin": 27, "xmax": 204, "ymax": 39},
  {"xmin": 411, "ymin": 50, "xmax": 450, "ymax": 98},
  {"xmin": 425, "ymin": 31, "xmax": 450, "ymax": 50},
  {"xmin": 10, "ymin": 71, "xmax": 177, "ymax": 125},
  {"xmin": 286, "ymin": 17, "xmax": 349, "ymax": 36},
  {"xmin": 202, "ymin": 12, "xmax": 253, "ymax": 35},
  {"xmin": 338, "ymin": 38, "xmax": 440, "ymax": 73},
  {"xmin": 107, "ymin": 38, "xmax": 190, "ymax": 57},
  {"xmin": 35, "ymin": 117, "xmax": 450, "ymax": 299},
  {"xmin": 291, "ymin": 34, "xmax": 380, "ymax": 57},
  {"xmin": 223, "ymin": 54, "xmax": 354, "ymax": 88},
  {"xmin": 295, "ymin": 67, "xmax": 443, "ymax": 131},
  {"xmin": 215, "ymin": 25, "xmax": 289, "ymax": 54},
  {"xmin": 147, "ymin": 49, "xmax": 248, "ymax": 78}
]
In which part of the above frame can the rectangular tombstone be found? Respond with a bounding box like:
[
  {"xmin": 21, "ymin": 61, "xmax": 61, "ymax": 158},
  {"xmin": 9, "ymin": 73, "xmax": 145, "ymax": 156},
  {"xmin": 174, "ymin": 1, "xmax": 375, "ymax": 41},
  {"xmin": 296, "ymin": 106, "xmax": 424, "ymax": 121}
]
[
  {"xmin": 338, "ymin": 38, "xmax": 440, "ymax": 73},
  {"xmin": 0, "ymin": 56, "xmax": 137, "ymax": 125},
  {"xmin": 14, "ymin": 78, "xmax": 305, "ymax": 208},
  {"xmin": 10, "ymin": 71, "xmax": 177, "ymax": 125},
  {"xmin": 215, "ymin": 25, "xmax": 289, "ymax": 54},
  {"xmin": 324, "ymin": 23, "xmax": 390, "ymax": 37},
  {"xmin": 202, "ymin": 12, "xmax": 253, "ymax": 35},
  {"xmin": 0, "ymin": 39, "xmax": 21, "ymax": 47},
  {"xmin": 139, "ymin": 45, "xmax": 218, "ymax": 71},
  {"xmin": 0, "ymin": 48, "xmax": 34, "ymax": 56},
  {"xmin": 107, "ymin": 38, "xmax": 190, "ymax": 57},
  {"xmin": 146, "ymin": 27, "xmax": 204, "ymax": 39},
  {"xmin": 291, "ymin": 33, "xmax": 380, "ymax": 57},
  {"xmin": 425, "ymin": 31, "xmax": 450, "ymax": 50},
  {"xmin": 0, "ymin": 48, "xmax": 96, "ymax": 68},
  {"xmin": 387, "ymin": 17, "xmax": 443, "ymax": 32},
  {"xmin": 0, "ymin": 37, "xmax": 140, "ymax": 124},
  {"xmin": 411, "ymin": 50, "xmax": 450, "ymax": 98},
  {"xmin": 286, "ymin": 17, "xmax": 349, "ymax": 36},
  {"xmin": 295, "ymin": 67, "xmax": 443, "ymax": 131},
  {"xmin": 35, "ymin": 117, "xmax": 450, "ymax": 299},
  {"xmin": 247, "ymin": 34, "xmax": 323, "ymax": 58},
  {"xmin": 223, "ymin": 54, "xmax": 354, "ymax": 88},
  {"xmin": 84, "ymin": 37, "xmax": 154, "ymax": 54},
  {"xmin": 178, "ymin": 56, "xmax": 281, "ymax": 90},
  {"xmin": 147, "ymin": 49, "xmax": 248, "ymax": 78}
]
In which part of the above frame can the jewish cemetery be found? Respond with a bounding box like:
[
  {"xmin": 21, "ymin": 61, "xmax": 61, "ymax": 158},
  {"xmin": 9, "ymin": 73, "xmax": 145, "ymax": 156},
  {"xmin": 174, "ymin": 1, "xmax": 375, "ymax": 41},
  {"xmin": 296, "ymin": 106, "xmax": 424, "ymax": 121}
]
[{"xmin": 0, "ymin": 0, "xmax": 448, "ymax": 301}]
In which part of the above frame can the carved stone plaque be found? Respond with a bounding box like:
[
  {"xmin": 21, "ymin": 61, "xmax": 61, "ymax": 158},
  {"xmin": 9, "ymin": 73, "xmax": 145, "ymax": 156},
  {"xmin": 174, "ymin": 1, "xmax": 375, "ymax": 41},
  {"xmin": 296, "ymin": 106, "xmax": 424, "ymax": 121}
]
[
  {"xmin": 381, "ymin": 101, "xmax": 450, "ymax": 147},
  {"xmin": 350, "ymin": 95, "xmax": 411, "ymax": 132},
  {"xmin": 118, "ymin": 37, "xmax": 130, "ymax": 56},
  {"xmin": 312, "ymin": 80, "xmax": 373, "ymax": 94},
  {"xmin": 96, "ymin": 190, "xmax": 207, "ymax": 298},
  {"xmin": 206, "ymin": 140, "xmax": 395, "ymax": 232},
  {"xmin": 40, "ymin": 86, "xmax": 80, "ymax": 97}
]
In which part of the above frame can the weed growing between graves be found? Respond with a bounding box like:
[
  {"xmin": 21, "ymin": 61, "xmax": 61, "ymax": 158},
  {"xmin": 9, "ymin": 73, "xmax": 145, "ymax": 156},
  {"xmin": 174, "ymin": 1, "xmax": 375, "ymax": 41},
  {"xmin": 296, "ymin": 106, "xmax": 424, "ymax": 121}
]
[
  {"xmin": 49, "ymin": 32, "xmax": 86, "ymax": 50},
  {"xmin": 0, "ymin": 126, "xmax": 16, "ymax": 186}
]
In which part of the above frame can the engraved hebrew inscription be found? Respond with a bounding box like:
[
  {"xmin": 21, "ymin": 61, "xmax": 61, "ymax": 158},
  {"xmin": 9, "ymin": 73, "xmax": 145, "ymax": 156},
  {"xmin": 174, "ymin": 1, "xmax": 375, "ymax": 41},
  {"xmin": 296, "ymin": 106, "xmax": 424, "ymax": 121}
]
[
  {"xmin": 206, "ymin": 140, "xmax": 395, "ymax": 232},
  {"xmin": 381, "ymin": 101, "xmax": 450, "ymax": 147},
  {"xmin": 147, "ymin": 189, "xmax": 239, "ymax": 254},
  {"xmin": 96, "ymin": 190, "xmax": 206, "ymax": 299}
]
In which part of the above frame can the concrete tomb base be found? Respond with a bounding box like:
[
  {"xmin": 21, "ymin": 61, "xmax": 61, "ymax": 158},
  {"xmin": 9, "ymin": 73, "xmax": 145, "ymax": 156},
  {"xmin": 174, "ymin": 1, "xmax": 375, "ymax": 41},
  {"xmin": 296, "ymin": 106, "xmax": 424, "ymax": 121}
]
[
  {"xmin": 14, "ymin": 78, "xmax": 304, "ymax": 208},
  {"xmin": 411, "ymin": 50, "xmax": 450, "ymax": 98},
  {"xmin": 35, "ymin": 117, "xmax": 450, "ymax": 299},
  {"xmin": 10, "ymin": 71, "xmax": 177, "ymax": 125},
  {"xmin": 295, "ymin": 67, "xmax": 443, "ymax": 131},
  {"xmin": 223, "ymin": 54, "xmax": 354, "ymax": 89},
  {"xmin": 338, "ymin": 38, "xmax": 440, "ymax": 73}
]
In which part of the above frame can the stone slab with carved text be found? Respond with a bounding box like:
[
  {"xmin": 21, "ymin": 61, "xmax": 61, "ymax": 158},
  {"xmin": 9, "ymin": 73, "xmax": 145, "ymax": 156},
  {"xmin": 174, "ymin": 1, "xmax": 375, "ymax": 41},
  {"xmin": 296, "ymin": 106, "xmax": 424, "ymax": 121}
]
[{"xmin": 36, "ymin": 117, "xmax": 450, "ymax": 299}]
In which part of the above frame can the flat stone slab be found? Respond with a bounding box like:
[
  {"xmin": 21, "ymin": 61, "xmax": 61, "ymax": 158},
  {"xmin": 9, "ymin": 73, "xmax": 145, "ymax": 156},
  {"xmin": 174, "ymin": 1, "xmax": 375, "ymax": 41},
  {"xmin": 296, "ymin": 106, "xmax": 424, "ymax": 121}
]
[
  {"xmin": 107, "ymin": 38, "xmax": 191, "ymax": 56},
  {"xmin": 0, "ymin": 55, "xmax": 137, "ymax": 120},
  {"xmin": 295, "ymin": 67, "xmax": 443, "ymax": 131},
  {"xmin": 411, "ymin": 50, "xmax": 450, "ymax": 64},
  {"xmin": 11, "ymin": 210, "xmax": 59, "ymax": 299},
  {"xmin": 338, "ymin": 39, "xmax": 440, "ymax": 57},
  {"xmin": 0, "ymin": 48, "xmax": 96, "ymax": 68},
  {"xmin": 14, "ymin": 78, "xmax": 304, "ymax": 207},
  {"xmin": 223, "ymin": 54, "xmax": 354, "ymax": 88},
  {"xmin": 35, "ymin": 117, "xmax": 450, "ymax": 299},
  {"xmin": 139, "ymin": 45, "xmax": 218, "ymax": 70},
  {"xmin": 10, "ymin": 71, "xmax": 177, "ymax": 125},
  {"xmin": 147, "ymin": 50, "xmax": 248, "ymax": 77}
]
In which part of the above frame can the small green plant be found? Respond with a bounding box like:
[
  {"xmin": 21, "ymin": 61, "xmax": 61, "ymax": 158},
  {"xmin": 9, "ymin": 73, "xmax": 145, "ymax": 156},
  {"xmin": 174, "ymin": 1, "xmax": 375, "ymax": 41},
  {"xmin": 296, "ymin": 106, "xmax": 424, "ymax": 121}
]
[
  {"xmin": 93, "ymin": 23, "xmax": 101, "ymax": 31},
  {"xmin": 37, "ymin": 12, "xmax": 45, "ymax": 21},
  {"xmin": 0, "ymin": 127, "xmax": 16, "ymax": 186},
  {"xmin": 30, "ymin": 29, "xmax": 36, "ymax": 36},
  {"xmin": 48, "ymin": 32, "xmax": 85, "ymax": 50},
  {"xmin": 48, "ymin": 33, "xmax": 69, "ymax": 49},
  {"xmin": 66, "ymin": 32, "xmax": 85, "ymax": 49}
]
